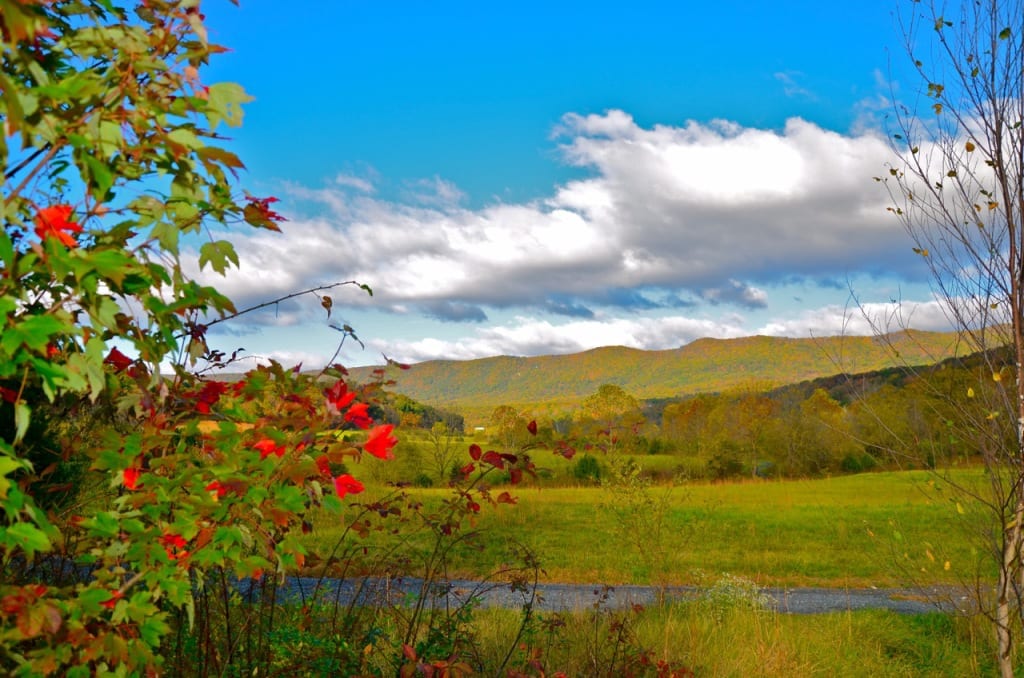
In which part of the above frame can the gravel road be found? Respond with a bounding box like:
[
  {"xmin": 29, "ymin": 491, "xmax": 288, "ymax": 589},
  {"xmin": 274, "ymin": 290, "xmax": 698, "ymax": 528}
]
[{"xmin": 255, "ymin": 577, "xmax": 971, "ymax": 615}]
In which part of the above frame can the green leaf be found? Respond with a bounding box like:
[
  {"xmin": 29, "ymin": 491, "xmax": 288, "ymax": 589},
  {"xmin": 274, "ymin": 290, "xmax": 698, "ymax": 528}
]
[
  {"xmin": 199, "ymin": 240, "xmax": 239, "ymax": 275},
  {"xmin": 3, "ymin": 522, "xmax": 53, "ymax": 558},
  {"xmin": 86, "ymin": 512, "xmax": 121, "ymax": 539},
  {"xmin": 139, "ymin": 614, "xmax": 171, "ymax": 646},
  {"xmin": 999, "ymin": 27, "xmax": 1011, "ymax": 40},
  {"xmin": 205, "ymin": 82, "xmax": 252, "ymax": 130},
  {"xmin": 0, "ymin": 455, "xmax": 25, "ymax": 500},
  {"xmin": 83, "ymin": 154, "xmax": 114, "ymax": 199},
  {"xmin": 14, "ymin": 402, "xmax": 30, "ymax": 444},
  {"xmin": 81, "ymin": 249, "xmax": 133, "ymax": 287},
  {"xmin": 1, "ymin": 314, "xmax": 66, "ymax": 354},
  {"xmin": 0, "ymin": 228, "xmax": 13, "ymax": 269}
]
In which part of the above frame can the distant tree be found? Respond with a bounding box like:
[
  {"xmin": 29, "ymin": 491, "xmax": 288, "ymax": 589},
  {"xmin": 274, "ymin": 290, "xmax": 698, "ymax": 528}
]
[
  {"xmin": 425, "ymin": 420, "xmax": 460, "ymax": 481},
  {"xmin": 703, "ymin": 388, "xmax": 776, "ymax": 477},
  {"xmin": 782, "ymin": 389, "xmax": 859, "ymax": 476},
  {"xmin": 661, "ymin": 394, "xmax": 720, "ymax": 456},
  {"xmin": 489, "ymin": 405, "xmax": 529, "ymax": 452},
  {"xmin": 575, "ymin": 384, "xmax": 645, "ymax": 454}
]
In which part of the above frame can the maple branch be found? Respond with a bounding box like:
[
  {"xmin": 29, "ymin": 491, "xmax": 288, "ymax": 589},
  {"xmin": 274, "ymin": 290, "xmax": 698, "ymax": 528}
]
[{"xmin": 205, "ymin": 280, "xmax": 369, "ymax": 328}]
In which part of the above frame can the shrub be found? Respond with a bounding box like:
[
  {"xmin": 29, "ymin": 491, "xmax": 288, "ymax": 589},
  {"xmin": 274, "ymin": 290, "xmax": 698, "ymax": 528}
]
[{"xmin": 573, "ymin": 454, "xmax": 602, "ymax": 484}]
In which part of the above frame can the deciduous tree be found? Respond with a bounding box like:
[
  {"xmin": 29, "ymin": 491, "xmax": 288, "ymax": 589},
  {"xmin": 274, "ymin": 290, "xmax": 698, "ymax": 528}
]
[{"xmin": 879, "ymin": 1, "xmax": 1024, "ymax": 673}]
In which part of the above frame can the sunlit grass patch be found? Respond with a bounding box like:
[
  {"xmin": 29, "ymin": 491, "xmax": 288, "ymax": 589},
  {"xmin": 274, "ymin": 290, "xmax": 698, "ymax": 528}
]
[{"xmin": 306, "ymin": 469, "xmax": 992, "ymax": 588}]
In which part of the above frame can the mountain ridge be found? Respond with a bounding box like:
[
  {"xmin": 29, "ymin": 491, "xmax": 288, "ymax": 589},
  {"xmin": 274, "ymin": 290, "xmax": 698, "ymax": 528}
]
[{"xmin": 349, "ymin": 329, "xmax": 967, "ymax": 411}]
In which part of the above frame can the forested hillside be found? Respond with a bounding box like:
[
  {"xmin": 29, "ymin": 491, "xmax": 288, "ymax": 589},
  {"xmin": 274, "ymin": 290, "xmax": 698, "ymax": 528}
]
[{"xmin": 351, "ymin": 330, "xmax": 966, "ymax": 409}]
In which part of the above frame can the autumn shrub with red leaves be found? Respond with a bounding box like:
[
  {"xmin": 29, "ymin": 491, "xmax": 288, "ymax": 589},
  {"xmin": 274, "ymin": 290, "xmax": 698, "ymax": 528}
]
[{"xmin": 0, "ymin": 1, "xmax": 401, "ymax": 674}]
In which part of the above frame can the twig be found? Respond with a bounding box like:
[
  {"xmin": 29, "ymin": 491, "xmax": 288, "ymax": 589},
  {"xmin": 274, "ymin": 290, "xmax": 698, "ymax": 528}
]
[{"xmin": 204, "ymin": 280, "xmax": 366, "ymax": 328}]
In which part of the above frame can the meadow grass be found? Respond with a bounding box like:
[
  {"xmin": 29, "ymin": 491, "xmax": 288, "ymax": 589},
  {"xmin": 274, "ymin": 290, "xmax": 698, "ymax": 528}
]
[
  {"xmin": 309, "ymin": 468, "xmax": 992, "ymax": 588},
  {"xmin": 470, "ymin": 604, "xmax": 1001, "ymax": 677},
  {"xmin": 295, "ymin": 467, "xmax": 1009, "ymax": 675}
]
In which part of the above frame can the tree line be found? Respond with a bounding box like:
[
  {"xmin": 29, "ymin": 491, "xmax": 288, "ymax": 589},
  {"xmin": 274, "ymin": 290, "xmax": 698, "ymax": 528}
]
[{"xmin": 475, "ymin": 348, "xmax": 1015, "ymax": 480}]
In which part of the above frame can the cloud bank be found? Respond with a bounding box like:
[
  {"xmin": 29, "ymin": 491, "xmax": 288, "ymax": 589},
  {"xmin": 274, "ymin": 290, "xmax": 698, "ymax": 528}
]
[{"xmin": 190, "ymin": 111, "xmax": 937, "ymax": 364}]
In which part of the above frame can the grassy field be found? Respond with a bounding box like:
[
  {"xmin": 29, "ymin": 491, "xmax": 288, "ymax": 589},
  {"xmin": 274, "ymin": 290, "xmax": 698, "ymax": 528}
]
[
  {"xmin": 470, "ymin": 605, "xmax": 999, "ymax": 677},
  {"xmin": 308, "ymin": 466, "xmax": 992, "ymax": 589},
  {"xmin": 290, "ymin": 465, "xmax": 1012, "ymax": 675}
]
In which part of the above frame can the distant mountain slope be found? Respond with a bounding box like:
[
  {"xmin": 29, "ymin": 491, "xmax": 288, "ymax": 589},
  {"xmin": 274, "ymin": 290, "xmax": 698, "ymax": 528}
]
[{"xmin": 349, "ymin": 330, "xmax": 967, "ymax": 409}]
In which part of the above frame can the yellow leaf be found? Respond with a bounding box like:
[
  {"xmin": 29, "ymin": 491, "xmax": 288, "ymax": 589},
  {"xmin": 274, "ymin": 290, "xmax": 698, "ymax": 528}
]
[
  {"xmin": 944, "ymin": 561, "xmax": 951, "ymax": 571},
  {"xmin": 926, "ymin": 549, "xmax": 935, "ymax": 562},
  {"xmin": 967, "ymin": 387, "xmax": 975, "ymax": 398},
  {"xmin": 993, "ymin": 372, "xmax": 1002, "ymax": 382},
  {"xmin": 956, "ymin": 502, "xmax": 965, "ymax": 514},
  {"xmin": 988, "ymin": 201, "xmax": 999, "ymax": 210}
]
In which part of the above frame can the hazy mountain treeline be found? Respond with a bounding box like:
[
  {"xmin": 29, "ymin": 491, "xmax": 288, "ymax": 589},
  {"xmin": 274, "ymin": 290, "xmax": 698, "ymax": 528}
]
[
  {"xmin": 350, "ymin": 330, "xmax": 965, "ymax": 418},
  {"xmin": 374, "ymin": 332, "xmax": 1010, "ymax": 481}
]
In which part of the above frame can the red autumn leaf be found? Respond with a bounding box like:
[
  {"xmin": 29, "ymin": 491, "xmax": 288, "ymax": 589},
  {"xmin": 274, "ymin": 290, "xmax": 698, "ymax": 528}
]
[
  {"xmin": 104, "ymin": 347, "xmax": 133, "ymax": 373},
  {"xmin": 555, "ymin": 440, "xmax": 576, "ymax": 460},
  {"xmin": 333, "ymin": 473, "xmax": 365, "ymax": 498},
  {"xmin": 467, "ymin": 499, "xmax": 481, "ymax": 513},
  {"xmin": 482, "ymin": 450, "xmax": 505, "ymax": 470},
  {"xmin": 315, "ymin": 455, "xmax": 332, "ymax": 476},
  {"xmin": 459, "ymin": 462, "xmax": 475, "ymax": 476},
  {"xmin": 34, "ymin": 205, "xmax": 82, "ymax": 247},
  {"xmin": 469, "ymin": 444, "xmax": 482, "ymax": 461},
  {"xmin": 100, "ymin": 590, "xmax": 122, "ymax": 610},
  {"xmin": 160, "ymin": 533, "xmax": 188, "ymax": 560},
  {"xmin": 186, "ymin": 380, "xmax": 229, "ymax": 413},
  {"xmin": 0, "ymin": 387, "xmax": 17, "ymax": 404},
  {"xmin": 253, "ymin": 438, "xmax": 286, "ymax": 460},
  {"xmin": 324, "ymin": 380, "xmax": 357, "ymax": 412},
  {"xmin": 527, "ymin": 419, "xmax": 537, "ymax": 435},
  {"xmin": 122, "ymin": 468, "xmax": 142, "ymax": 490},
  {"xmin": 344, "ymin": 402, "xmax": 373, "ymax": 429},
  {"xmin": 402, "ymin": 643, "xmax": 418, "ymax": 661},
  {"xmin": 364, "ymin": 424, "xmax": 397, "ymax": 460},
  {"xmin": 496, "ymin": 491, "xmax": 517, "ymax": 505},
  {"xmin": 509, "ymin": 468, "xmax": 523, "ymax": 485},
  {"xmin": 243, "ymin": 194, "xmax": 286, "ymax": 231},
  {"xmin": 205, "ymin": 481, "xmax": 226, "ymax": 498}
]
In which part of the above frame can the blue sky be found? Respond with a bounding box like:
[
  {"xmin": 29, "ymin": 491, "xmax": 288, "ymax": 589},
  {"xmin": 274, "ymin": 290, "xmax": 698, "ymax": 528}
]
[{"xmin": 189, "ymin": 1, "xmax": 948, "ymax": 369}]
